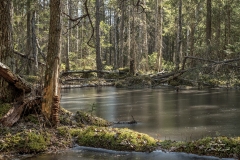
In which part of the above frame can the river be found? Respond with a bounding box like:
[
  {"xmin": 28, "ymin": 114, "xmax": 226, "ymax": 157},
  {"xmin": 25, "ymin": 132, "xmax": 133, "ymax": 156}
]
[{"xmin": 27, "ymin": 87, "xmax": 239, "ymax": 160}]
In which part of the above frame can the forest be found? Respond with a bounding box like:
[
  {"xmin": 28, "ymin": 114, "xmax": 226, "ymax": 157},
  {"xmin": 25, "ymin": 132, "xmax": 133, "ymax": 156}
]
[{"xmin": 1, "ymin": 0, "xmax": 240, "ymax": 159}]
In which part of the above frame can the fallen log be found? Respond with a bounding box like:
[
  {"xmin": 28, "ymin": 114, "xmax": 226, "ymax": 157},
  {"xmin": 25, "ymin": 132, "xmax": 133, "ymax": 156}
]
[
  {"xmin": 0, "ymin": 62, "xmax": 31, "ymax": 93},
  {"xmin": 0, "ymin": 97, "xmax": 42, "ymax": 127},
  {"xmin": 61, "ymin": 70, "xmax": 119, "ymax": 76}
]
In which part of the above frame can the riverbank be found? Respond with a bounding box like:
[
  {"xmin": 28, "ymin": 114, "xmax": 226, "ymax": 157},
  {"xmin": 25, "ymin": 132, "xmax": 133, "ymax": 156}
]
[{"xmin": 0, "ymin": 102, "xmax": 240, "ymax": 159}]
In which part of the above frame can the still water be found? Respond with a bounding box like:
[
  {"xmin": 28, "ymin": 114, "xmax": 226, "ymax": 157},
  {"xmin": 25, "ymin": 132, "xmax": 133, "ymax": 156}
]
[
  {"xmin": 28, "ymin": 87, "xmax": 240, "ymax": 160},
  {"xmin": 61, "ymin": 87, "xmax": 240, "ymax": 141}
]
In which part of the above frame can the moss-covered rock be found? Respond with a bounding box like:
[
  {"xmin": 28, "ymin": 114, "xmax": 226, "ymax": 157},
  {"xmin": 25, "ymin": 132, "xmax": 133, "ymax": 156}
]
[
  {"xmin": 57, "ymin": 126, "xmax": 157, "ymax": 152},
  {"xmin": 74, "ymin": 111, "xmax": 111, "ymax": 127},
  {"xmin": 0, "ymin": 129, "xmax": 51, "ymax": 154},
  {"xmin": 159, "ymin": 137, "xmax": 240, "ymax": 159}
]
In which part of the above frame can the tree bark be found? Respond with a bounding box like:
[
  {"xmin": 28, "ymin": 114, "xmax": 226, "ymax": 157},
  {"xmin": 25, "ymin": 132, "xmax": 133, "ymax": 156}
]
[
  {"xmin": 157, "ymin": 0, "xmax": 163, "ymax": 72},
  {"xmin": 142, "ymin": 0, "xmax": 148, "ymax": 71},
  {"xmin": 0, "ymin": 0, "xmax": 15, "ymax": 102},
  {"xmin": 206, "ymin": 0, "xmax": 212, "ymax": 58},
  {"xmin": 65, "ymin": 0, "xmax": 71, "ymax": 71},
  {"xmin": 119, "ymin": 1, "xmax": 125, "ymax": 68},
  {"xmin": 95, "ymin": 0, "xmax": 102, "ymax": 77},
  {"xmin": 41, "ymin": 0, "xmax": 61, "ymax": 126},
  {"xmin": 175, "ymin": 0, "xmax": 182, "ymax": 70},
  {"xmin": 26, "ymin": 0, "xmax": 38, "ymax": 75}
]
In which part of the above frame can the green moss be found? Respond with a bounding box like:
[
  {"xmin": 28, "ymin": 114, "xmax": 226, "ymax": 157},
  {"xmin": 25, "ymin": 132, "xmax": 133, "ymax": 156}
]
[
  {"xmin": 24, "ymin": 114, "xmax": 39, "ymax": 124},
  {"xmin": 20, "ymin": 131, "xmax": 50, "ymax": 153},
  {"xmin": 74, "ymin": 111, "xmax": 111, "ymax": 127},
  {"xmin": 160, "ymin": 137, "xmax": 240, "ymax": 158},
  {"xmin": 74, "ymin": 126, "xmax": 157, "ymax": 152},
  {"xmin": 0, "ymin": 130, "xmax": 51, "ymax": 154},
  {"xmin": 0, "ymin": 103, "xmax": 11, "ymax": 118}
]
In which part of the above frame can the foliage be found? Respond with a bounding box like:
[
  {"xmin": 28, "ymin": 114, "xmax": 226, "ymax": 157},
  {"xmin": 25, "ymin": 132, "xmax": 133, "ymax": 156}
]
[{"xmin": 149, "ymin": 52, "xmax": 175, "ymax": 72}]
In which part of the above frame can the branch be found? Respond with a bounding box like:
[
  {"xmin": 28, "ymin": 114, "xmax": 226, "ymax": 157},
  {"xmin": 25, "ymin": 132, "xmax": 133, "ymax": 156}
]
[
  {"xmin": 181, "ymin": 56, "xmax": 240, "ymax": 70},
  {"xmin": 62, "ymin": 0, "xmax": 95, "ymax": 48},
  {"xmin": 35, "ymin": 38, "xmax": 46, "ymax": 61}
]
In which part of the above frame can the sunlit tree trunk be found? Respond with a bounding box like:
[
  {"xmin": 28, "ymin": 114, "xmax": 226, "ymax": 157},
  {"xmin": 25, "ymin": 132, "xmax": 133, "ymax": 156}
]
[
  {"xmin": 42, "ymin": 0, "xmax": 61, "ymax": 126},
  {"xmin": 65, "ymin": 0, "xmax": 71, "ymax": 71},
  {"xmin": 127, "ymin": 5, "xmax": 131, "ymax": 68},
  {"xmin": 142, "ymin": 0, "xmax": 148, "ymax": 71}
]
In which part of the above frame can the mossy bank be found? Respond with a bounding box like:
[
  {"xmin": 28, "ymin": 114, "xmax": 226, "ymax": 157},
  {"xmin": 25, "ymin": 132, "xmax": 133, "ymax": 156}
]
[{"xmin": 0, "ymin": 102, "xmax": 240, "ymax": 159}]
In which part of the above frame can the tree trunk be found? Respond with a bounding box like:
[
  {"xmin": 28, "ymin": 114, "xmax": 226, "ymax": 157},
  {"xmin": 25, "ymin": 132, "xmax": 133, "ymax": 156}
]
[
  {"xmin": 130, "ymin": 4, "xmax": 136, "ymax": 74},
  {"xmin": 154, "ymin": 0, "xmax": 159, "ymax": 53},
  {"xmin": 142, "ymin": 0, "xmax": 148, "ymax": 71},
  {"xmin": 206, "ymin": 0, "xmax": 212, "ymax": 58},
  {"xmin": 95, "ymin": 0, "xmax": 102, "ymax": 77},
  {"xmin": 127, "ymin": 5, "xmax": 131, "ymax": 67},
  {"xmin": 189, "ymin": 2, "xmax": 200, "ymax": 66},
  {"xmin": 0, "ymin": 0, "xmax": 15, "ymax": 102},
  {"xmin": 27, "ymin": 0, "xmax": 38, "ymax": 75},
  {"xmin": 114, "ymin": 11, "xmax": 119, "ymax": 69},
  {"xmin": 41, "ymin": 0, "xmax": 61, "ymax": 126},
  {"xmin": 119, "ymin": 1, "xmax": 125, "ymax": 68},
  {"xmin": 65, "ymin": 0, "xmax": 71, "ymax": 71},
  {"xmin": 157, "ymin": 0, "xmax": 163, "ymax": 72},
  {"xmin": 175, "ymin": 0, "xmax": 182, "ymax": 70}
]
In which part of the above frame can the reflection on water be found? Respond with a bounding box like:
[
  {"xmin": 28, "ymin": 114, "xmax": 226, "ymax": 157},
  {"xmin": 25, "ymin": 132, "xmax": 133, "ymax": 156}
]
[{"xmin": 61, "ymin": 87, "xmax": 240, "ymax": 141}]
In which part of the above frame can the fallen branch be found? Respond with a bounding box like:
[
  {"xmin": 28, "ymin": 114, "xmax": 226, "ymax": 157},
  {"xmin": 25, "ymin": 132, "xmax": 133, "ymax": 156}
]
[
  {"xmin": 61, "ymin": 70, "xmax": 118, "ymax": 76},
  {"xmin": 0, "ymin": 97, "xmax": 42, "ymax": 127},
  {"xmin": 114, "ymin": 115, "xmax": 137, "ymax": 125},
  {"xmin": 181, "ymin": 56, "xmax": 240, "ymax": 70}
]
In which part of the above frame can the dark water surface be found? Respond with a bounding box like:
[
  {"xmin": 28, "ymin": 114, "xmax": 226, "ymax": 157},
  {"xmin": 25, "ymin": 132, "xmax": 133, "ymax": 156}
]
[
  {"xmin": 28, "ymin": 87, "xmax": 239, "ymax": 160},
  {"xmin": 61, "ymin": 87, "xmax": 240, "ymax": 141}
]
